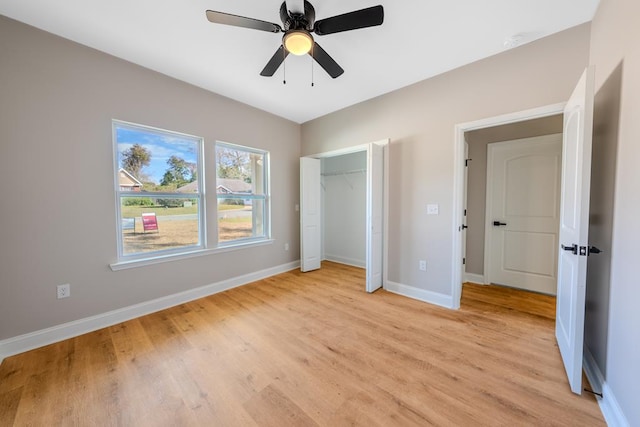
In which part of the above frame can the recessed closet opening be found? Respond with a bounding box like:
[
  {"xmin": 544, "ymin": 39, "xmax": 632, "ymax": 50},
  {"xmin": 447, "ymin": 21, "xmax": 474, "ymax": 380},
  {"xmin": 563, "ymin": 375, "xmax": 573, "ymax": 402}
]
[
  {"xmin": 300, "ymin": 140, "xmax": 388, "ymax": 293},
  {"xmin": 321, "ymin": 151, "xmax": 367, "ymax": 268}
]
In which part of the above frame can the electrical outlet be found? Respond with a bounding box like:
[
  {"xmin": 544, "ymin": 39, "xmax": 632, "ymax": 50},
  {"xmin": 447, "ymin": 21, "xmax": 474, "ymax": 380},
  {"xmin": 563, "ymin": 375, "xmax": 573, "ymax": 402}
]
[
  {"xmin": 284, "ymin": 243, "xmax": 289, "ymax": 251},
  {"xmin": 57, "ymin": 283, "xmax": 70, "ymax": 299},
  {"xmin": 419, "ymin": 260, "xmax": 427, "ymax": 271}
]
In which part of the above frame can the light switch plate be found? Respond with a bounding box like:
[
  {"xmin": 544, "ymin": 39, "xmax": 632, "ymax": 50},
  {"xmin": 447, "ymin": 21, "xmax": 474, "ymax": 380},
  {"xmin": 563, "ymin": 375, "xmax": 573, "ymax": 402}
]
[{"xmin": 427, "ymin": 204, "xmax": 439, "ymax": 215}]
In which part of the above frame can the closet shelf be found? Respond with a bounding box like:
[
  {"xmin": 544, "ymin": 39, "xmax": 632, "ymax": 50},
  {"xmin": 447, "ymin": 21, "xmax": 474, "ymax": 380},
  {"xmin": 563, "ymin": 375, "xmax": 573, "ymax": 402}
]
[{"xmin": 320, "ymin": 168, "xmax": 365, "ymax": 177}]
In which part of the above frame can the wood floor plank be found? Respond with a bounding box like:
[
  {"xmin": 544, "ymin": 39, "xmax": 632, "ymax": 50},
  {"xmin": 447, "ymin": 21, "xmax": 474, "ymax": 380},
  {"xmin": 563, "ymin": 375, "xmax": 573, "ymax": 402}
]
[
  {"xmin": 0, "ymin": 262, "xmax": 604, "ymax": 426},
  {"xmin": 0, "ymin": 387, "xmax": 22, "ymax": 426},
  {"xmin": 244, "ymin": 384, "xmax": 319, "ymax": 427}
]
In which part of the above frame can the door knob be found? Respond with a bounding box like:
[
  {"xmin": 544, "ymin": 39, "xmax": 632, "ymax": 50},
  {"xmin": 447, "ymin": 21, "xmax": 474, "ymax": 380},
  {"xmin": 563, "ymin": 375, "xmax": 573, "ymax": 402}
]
[
  {"xmin": 492, "ymin": 221, "xmax": 507, "ymax": 226},
  {"xmin": 462, "ymin": 224, "xmax": 468, "ymax": 230},
  {"xmin": 561, "ymin": 244, "xmax": 578, "ymax": 255},
  {"xmin": 589, "ymin": 246, "xmax": 603, "ymax": 255}
]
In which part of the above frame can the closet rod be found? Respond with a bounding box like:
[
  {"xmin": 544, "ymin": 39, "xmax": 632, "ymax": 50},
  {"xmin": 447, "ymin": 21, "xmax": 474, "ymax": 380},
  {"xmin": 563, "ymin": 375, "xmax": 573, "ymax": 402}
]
[{"xmin": 321, "ymin": 168, "xmax": 365, "ymax": 177}]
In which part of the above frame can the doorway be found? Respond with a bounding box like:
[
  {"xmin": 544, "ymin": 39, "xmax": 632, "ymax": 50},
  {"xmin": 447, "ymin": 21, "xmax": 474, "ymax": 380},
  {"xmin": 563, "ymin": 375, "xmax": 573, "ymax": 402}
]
[
  {"xmin": 300, "ymin": 140, "xmax": 388, "ymax": 293},
  {"xmin": 460, "ymin": 113, "xmax": 564, "ymax": 294},
  {"xmin": 451, "ymin": 103, "xmax": 566, "ymax": 308},
  {"xmin": 453, "ymin": 69, "xmax": 595, "ymax": 395}
]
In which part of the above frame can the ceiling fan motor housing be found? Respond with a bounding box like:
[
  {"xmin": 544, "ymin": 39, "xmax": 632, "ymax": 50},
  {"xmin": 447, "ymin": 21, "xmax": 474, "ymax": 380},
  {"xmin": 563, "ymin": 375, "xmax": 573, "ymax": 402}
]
[{"xmin": 280, "ymin": 1, "xmax": 315, "ymax": 31}]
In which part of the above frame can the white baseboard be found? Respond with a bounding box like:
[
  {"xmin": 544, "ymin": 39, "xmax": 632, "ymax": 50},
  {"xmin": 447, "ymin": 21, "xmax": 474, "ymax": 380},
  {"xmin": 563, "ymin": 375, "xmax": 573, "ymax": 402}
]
[
  {"xmin": 324, "ymin": 254, "xmax": 365, "ymax": 268},
  {"xmin": 0, "ymin": 261, "xmax": 300, "ymax": 363},
  {"xmin": 385, "ymin": 280, "xmax": 453, "ymax": 309},
  {"xmin": 463, "ymin": 272, "xmax": 486, "ymax": 284},
  {"xmin": 583, "ymin": 348, "xmax": 630, "ymax": 427}
]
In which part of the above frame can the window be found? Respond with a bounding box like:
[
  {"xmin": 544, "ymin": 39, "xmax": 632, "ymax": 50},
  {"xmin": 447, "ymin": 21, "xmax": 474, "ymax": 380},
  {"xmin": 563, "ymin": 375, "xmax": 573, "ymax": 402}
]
[
  {"xmin": 113, "ymin": 121, "xmax": 204, "ymax": 259},
  {"xmin": 215, "ymin": 142, "xmax": 270, "ymax": 244}
]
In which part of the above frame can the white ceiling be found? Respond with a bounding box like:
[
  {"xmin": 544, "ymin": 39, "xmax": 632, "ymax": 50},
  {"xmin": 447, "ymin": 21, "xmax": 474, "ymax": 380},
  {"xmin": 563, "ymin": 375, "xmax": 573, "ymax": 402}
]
[{"xmin": 0, "ymin": 0, "xmax": 599, "ymax": 123}]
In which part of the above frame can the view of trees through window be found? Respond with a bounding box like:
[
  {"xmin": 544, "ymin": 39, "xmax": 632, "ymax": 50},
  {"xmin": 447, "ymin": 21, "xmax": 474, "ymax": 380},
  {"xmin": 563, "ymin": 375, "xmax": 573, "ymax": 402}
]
[
  {"xmin": 216, "ymin": 143, "xmax": 268, "ymax": 244},
  {"xmin": 115, "ymin": 122, "xmax": 202, "ymax": 257},
  {"xmin": 114, "ymin": 122, "xmax": 270, "ymax": 260}
]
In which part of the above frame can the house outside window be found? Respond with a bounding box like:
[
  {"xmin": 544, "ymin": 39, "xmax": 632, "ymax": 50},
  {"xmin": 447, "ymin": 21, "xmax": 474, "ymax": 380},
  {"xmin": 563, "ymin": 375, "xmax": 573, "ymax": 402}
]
[
  {"xmin": 113, "ymin": 121, "xmax": 204, "ymax": 259},
  {"xmin": 215, "ymin": 142, "xmax": 270, "ymax": 244}
]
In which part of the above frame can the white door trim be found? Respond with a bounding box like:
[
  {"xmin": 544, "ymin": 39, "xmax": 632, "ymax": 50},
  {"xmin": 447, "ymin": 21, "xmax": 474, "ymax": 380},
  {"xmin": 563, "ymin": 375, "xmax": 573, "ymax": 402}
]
[{"xmin": 452, "ymin": 103, "xmax": 565, "ymax": 309}]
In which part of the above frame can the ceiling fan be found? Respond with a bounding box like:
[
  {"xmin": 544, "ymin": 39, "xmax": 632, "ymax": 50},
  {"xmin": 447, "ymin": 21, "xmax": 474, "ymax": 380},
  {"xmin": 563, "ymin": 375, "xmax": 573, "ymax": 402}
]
[{"xmin": 205, "ymin": 1, "xmax": 384, "ymax": 79}]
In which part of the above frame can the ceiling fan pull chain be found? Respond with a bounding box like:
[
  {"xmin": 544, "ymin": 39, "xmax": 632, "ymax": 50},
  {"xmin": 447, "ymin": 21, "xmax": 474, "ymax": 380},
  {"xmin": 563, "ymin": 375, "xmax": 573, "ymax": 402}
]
[
  {"xmin": 283, "ymin": 46, "xmax": 287, "ymax": 85},
  {"xmin": 311, "ymin": 44, "xmax": 315, "ymax": 87}
]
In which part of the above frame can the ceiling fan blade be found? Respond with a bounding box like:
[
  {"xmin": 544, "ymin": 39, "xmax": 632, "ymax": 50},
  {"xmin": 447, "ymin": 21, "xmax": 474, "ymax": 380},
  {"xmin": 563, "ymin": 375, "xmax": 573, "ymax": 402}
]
[
  {"xmin": 313, "ymin": 5, "xmax": 383, "ymax": 36},
  {"xmin": 310, "ymin": 42, "xmax": 344, "ymax": 78},
  {"xmin": 206, "ymin": 10, "xmax": 282, "ymax": 33},
  {"xmin": 260, "ymin": 46, "xmax": 290, "ymax": 76}
]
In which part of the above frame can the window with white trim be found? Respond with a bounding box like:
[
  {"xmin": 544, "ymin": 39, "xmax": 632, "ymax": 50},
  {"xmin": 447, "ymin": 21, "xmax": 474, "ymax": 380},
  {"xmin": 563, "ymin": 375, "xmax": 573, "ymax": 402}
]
[
  {"xmin": 215, "ymin": 142, "xmax": 270, "ymax": 245},
  {"xmin": 113, "ymin": 121, "xmax": 204, "ymax": 259}
]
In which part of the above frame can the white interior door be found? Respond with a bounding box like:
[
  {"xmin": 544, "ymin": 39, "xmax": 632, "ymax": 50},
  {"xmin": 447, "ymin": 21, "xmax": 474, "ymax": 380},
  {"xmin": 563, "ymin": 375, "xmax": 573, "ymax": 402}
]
[
  {"xmin": 366, "ymin": 143, "xmax": 383, "ymax": 292},
  {"xmin": 300, "ymin": 157, "xmax": 322, "ymax": 272},
  {"xmin": 486, "ymin": 134, "xmax": 563, "ymax": 295},
  {"xmin": 556, "ymin": 67, "xmax": 595, "ymax": 394}
]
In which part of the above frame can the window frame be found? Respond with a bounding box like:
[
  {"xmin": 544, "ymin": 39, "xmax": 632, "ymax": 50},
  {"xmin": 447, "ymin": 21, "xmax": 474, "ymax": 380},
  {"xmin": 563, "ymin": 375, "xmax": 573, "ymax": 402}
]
[
  {"xmin": 215, "ymin": 141, "xmax": 271, "ymax": 247},
  {"xmin": 112, "ymin": 120, "xmax": 206, "ymax": 261}
]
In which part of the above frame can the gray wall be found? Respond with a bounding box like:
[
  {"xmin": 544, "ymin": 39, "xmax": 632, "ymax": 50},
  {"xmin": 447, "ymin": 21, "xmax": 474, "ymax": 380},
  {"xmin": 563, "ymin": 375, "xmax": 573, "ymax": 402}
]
[
  {"xmin": 464, "ymin": 115, "xmax": 563, "ymax": 276},
  {"xmin": 588, "ymin": 0, "xmax": 640, "ymax": 423},
  {"xmin": 302, "ymin": 24, "xmax": 591, "ymax": 296},
  {"xmin": 0, "ymin": 16, "xmax": 301, "ymax": 341}
]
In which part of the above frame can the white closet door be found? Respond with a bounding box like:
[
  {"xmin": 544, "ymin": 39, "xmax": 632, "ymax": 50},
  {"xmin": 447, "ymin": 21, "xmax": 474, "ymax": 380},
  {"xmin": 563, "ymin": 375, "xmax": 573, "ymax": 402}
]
[
  {"xmin": 300, "ymin": 157, "xmax": 322, "ymax": 272},
  {"xmin": 556, "ymin": 67, "xmax": 595, "ymax": 394},
  {"xmin": 366, "ymin": 143, "xmax": 383, "ymax": 292}
]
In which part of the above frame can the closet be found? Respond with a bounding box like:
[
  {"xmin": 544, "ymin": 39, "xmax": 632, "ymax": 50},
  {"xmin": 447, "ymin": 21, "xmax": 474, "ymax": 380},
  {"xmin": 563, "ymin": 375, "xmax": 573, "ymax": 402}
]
[
  {"xmin": 300, "ymin": 141, "xmax": 385, "ymax": 292},
  {"xmin": 321, "ymin": 151, "xmax": 367, "ymax": 267}
]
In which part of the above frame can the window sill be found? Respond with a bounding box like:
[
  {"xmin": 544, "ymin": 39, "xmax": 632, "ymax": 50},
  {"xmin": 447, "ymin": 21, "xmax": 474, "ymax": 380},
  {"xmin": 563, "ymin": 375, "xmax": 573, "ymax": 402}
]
[{"xmin": 109, "ymin": 239, "xmax": 275, "ymax": 271}]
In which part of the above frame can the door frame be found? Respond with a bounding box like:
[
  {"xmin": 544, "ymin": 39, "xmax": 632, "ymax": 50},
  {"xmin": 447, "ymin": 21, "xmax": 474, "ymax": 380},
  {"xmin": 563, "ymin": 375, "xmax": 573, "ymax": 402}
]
[
  {"xmin": 451, "ymin": 103, "xmax": 565, "ymax": 309},
  {"xmin": 302, "ymin": 139, "xmax": 390, "ymax": 290}
]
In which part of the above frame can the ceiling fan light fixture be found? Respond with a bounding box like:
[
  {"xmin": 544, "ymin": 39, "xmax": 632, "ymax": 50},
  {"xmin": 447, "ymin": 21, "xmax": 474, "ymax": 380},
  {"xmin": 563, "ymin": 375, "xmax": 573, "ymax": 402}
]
[{"xmin": 283, "ymin": 30, "xmax": 313, "ymax": 55}]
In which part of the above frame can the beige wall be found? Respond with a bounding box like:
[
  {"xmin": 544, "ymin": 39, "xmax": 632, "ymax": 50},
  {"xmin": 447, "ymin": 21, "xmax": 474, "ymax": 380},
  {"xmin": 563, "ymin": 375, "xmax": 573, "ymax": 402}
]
[
  {"xmin": 302, "ymin": 24, "xmax": 590, "ymax": 296},
  {"xmin": 0, "ymin": 16, "xmax": 301, "ymax": 341},
  {"xmin": 588, "ymin": 0, "xmax": 640, "ymax": 424}
]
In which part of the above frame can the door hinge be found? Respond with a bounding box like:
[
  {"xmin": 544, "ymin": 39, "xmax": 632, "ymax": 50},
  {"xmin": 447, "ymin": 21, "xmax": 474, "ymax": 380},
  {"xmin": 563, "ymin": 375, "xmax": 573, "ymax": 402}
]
[
  {"xmin": 465, "ymin": 158, "xmax": 472, "ymax": 167},
  {"xmin": 463, "ymin": 257, "xmax": 466, "ymax": 265},
  {"xmin": 464, "ymin": 209, "xmax": 467, "ymax": 216}
]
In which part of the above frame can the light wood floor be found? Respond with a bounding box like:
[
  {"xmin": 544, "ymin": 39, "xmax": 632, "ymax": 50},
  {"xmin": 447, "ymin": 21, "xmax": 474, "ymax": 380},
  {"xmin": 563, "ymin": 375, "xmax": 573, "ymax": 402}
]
[{"xmin": 0, "ymin": 262, "xmax": 604, "ymax": 426}]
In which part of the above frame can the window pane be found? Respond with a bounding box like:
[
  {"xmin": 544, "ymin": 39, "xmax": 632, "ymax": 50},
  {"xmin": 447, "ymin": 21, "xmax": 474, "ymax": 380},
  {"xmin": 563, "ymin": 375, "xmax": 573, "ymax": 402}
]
[
  {"xmin": 215, "ymin": 142, "xmax": 268, "ymax": 245},
  {"xmin": 217, "ymin": 197, "xmax": 265, "ymax": 243},
  {"xmin": 116, "ymin": 125, "xmax": 199, "ymax": 193},
  {"xmin": 215, "ymin": 145, "xmax": 265, "ymax": 195},
  {"xmin": 120, "ymin": 196, "xmax": 200, "ymax": 255}
]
